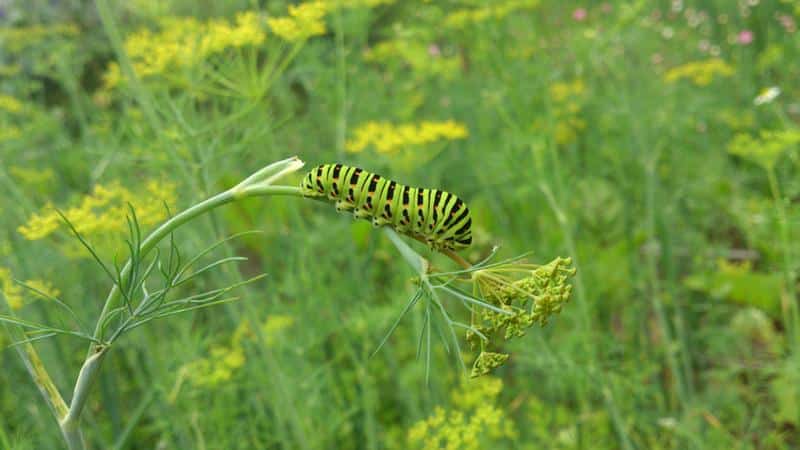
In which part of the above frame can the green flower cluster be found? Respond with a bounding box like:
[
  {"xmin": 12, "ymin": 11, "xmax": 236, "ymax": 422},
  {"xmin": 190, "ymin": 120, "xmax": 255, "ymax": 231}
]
[
  {"xmin": 467, "ymin": 256, "xmax": 575, "ymax": 377},
  {"xmin": 727, "ymin": 129, "xmax": 800, "ymax": 170}
]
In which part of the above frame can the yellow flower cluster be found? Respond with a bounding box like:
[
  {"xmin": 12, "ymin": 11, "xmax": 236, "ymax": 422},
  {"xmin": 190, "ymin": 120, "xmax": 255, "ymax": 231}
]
[
  {"xmin": 727, "ymin": 129, "xmax": 800, "ymax": 170},
  {"xmin": 10, "ymin": 166, "xmax": 55, "ymax": 189},
  {"xmin": 664, "ymin": 58, "xmax": 734, "ymax": 86},
  {"xmin": 408, "ymin": 377, "xmax": 516, "ymax": 450},
  {"xmin": 267, "ymin": 1, "xmax": 328, "ymax": 42},
  {"xmin": 0, "ymin": 268, "xmax": 23, "ymax": 310},
  {"xmin": 0, "ymin": 95, "xmax": 24, "ymax": 114},
  {"xmin": 266, "ymin": 0, "xmax": 395, "ymax": 43},
  {"xmin": 716, "ymin": 108, "xmax": 755, "ymax": 131},
  {"xmin": 444, "ymin": 0, "xmax": 540, "ymax": 29},
  {"xmin": 541, "ymin": 79, "xmax": 587, "ymax": 145},
  {"xmin": 329, "ymin": 0, "xmax": 395, "ymax": 6},
  {"xmin": 103, "ymin": 12, "xmax": 266, "ymax": 88},
  {"xmin": 0, "ymin": 24, "xmax": 79, "ymax": 52},
  {"xmin": 261, "ymin": 315, "xmax": 296, "ymax": 346},
  {"xmin": 346, "ymin": 120, "xmax": 468, "ymax": 154},
  {"xmin": 176, "ymin": 315, "xmax": 294, "ymax": 391},
  {"xmin": 18, "ymin": 180, "xmax": 176, "ymax": 241},
  {"xmin": 0, "ymin": 268, "xmax": 60, "ymax": 310},
  {"xmin": 0, "ymin": 126, "xmax": 21, "ymax": 142},
  {"xmin": 549, "ymin": 79, "xmax": 585, "ymax": 103},
  {"xmin": 363, "ymin": 41, "xmax": 461, "ymax": 79}
]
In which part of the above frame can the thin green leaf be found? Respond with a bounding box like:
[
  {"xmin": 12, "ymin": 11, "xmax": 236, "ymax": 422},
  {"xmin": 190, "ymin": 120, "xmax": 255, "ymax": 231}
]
[{"xmin": 371, "ymin": 289, "xmax": 423, "ymax": 358}]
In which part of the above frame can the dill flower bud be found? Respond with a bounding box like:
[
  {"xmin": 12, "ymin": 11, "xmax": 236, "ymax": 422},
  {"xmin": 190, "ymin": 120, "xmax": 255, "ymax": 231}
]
[
  {"xmin": 465, "ymin": 256, "xmax": 576, "ymax": 376},
  {"xmin": 471, "ymin": 352, "xmax": 509, "ymax": 378}
]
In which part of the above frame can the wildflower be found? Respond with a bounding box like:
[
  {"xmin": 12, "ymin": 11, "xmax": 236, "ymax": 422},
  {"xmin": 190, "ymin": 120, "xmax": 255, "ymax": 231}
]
[
  {"xmin": 267, "ymin": 1, "xmax": 328, "ymax": 42},
  {"xmin": 538, "ymin": 80, "xmax": 587, "ymax": 145},
  {"xmin": 754, "ymin": 86, "xmax": 780, "ymax": 106},
  {"xmin": 572, "ymin": 8, "xmax": 587, "ymax": 21},
  {"xmin": 346, "ymin": 120, "xmax": 468, "ymax": 154},
  {"xmin": 260, "ymin": 314, "xmax": 295, "ymax": 345},
  {"xmin": 737, "ymin": 30, "xmax": 754, "ymax": 45},
  {"xmin": 9, "ymin": 167, "xmax": 55, "ymax": 195},
  {"xmin": 18, "ymin": 180, "xmax": 176, "ymax": 241},
  {"xmin": 663, "ymin": 59, "xmax": 734, "ymax": 86},
  {"xmin": 778, "ymin": 14, "xmax": 796, "ymax": 33},
  {"xmin": 727, "ymin": 129, "xmax": 800, "ymax": 170},
  {"xmin": 0, "ymin": 268, "xmax": 24, "ymax": 310},
  {"xmin": 328, "ymin": 0, "xmax": 395, "ymax": 6},
  {"xmin": 181, "ymin": 345, "xmax": 247, "ymax": 388},
  {"xmin": 0, "ymin": 271, "xmax": 57, "ymax": 310},
  {"xmin": 443, "ymin": 0, "xmax": 540, "ymax": 29},
  {"xmin": 465, "ymin": 257, "xmax": 575, "ymax": 376},
  {"xmin": 471, "ymin": 352, "xmax": 509, "ymax": 378},
  {"xmin": 408, "ymin": 377, "xmax": 516, "ymax": 449},
  {"xmin": 716, "ymin": 109, "xmax": 755, "ymax": 130},
  {"xmin": 0, "ymin": 24, "xmax": 79, "ymax": 53},
  {"xmin": 548, "ymin": 80, "xmax": 585, "ymax": 103},
  {"xmin": 363, "ymin": 40, "xmax": 461, "ymax": 79},
  {"xmin": 0, "ymin": 126, "xmax": 21, "ymax": 142},
  {"xmin": 23, "ymin": 279, "xmax": 61, "ymax": 301},
  {"xmin": 0, "ymin": 94, "xmax": 24, "ymax": 114},
  {"xmin": 103, "ymin": 12, "xmax": 267, "ymax": 89}
]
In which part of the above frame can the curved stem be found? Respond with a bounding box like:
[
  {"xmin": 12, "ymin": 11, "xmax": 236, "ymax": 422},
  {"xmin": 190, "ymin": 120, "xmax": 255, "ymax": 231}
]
[
  {"xmin": 91, "ymin": 189, "xmax": 236, "ymax": 342},
  {"xmin": 62, "ymin": 158, "xmax": 304, "ymax": 450}
]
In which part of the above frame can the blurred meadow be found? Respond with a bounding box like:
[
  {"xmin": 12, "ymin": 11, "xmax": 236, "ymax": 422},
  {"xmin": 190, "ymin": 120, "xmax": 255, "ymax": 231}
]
[{"xmin": 2, "ymin": 0, "xmax": 800, "ymax": 448}]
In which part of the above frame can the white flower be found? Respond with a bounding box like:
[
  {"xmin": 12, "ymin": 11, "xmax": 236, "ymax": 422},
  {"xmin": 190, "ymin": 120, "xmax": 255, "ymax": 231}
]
[{"xmin": 754, "ymin": 86, "xmax": 780, "ymax": 105}]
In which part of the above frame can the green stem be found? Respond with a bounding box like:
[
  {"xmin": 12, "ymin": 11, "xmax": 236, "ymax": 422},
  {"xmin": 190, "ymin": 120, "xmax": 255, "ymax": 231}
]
[
  {"xmin": 61, "ymin": 157, "xmax": 304, "ymax": 449},
  {"xmin": 0, "ymin": 299, "xmax": 69, "ymax": 434},
  {"xmin": 766, "ymin": 167, "xmax": 798, "ymax": 351},
  {"xmin": 90, "ymin": 189, "xmax": 236, "ymax": 342}
]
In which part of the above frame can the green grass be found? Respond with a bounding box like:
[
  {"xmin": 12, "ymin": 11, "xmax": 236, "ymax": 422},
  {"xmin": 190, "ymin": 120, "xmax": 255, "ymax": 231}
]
[{"xmin": 2, "ymin": 0, "xmax": 800, "ymax": 448}]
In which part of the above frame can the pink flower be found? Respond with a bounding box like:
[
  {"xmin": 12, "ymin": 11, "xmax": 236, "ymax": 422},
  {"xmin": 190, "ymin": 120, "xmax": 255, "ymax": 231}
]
[
  {"xmin": 428, "ymin": 44, "xmax": 441, "ymax": 57},
  {"xmin": 572, "ymin": 8, "xmax": 587, "ymax": 21},
  {"xmin": 737, "ymin": 30, "xmax": 754, "ymax": 45}
]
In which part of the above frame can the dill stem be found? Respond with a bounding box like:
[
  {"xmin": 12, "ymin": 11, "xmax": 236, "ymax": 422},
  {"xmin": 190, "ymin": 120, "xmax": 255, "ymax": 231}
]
[{"xmin": 58, "ymin": 158, "xmax": 304, "ymax": 450}]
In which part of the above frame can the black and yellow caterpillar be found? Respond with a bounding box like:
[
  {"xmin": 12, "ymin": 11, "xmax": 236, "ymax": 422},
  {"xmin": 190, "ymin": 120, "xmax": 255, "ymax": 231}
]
[{"xmin": 301, "ymin": 164, "xmax": 472, "ymax": 251}]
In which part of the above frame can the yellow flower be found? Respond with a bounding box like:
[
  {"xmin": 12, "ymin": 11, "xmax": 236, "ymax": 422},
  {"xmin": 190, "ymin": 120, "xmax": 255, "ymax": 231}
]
[
  {"xmin": 664, "ymin": 58, "xmax": 734, "ymax": 86},
  {"xmin": 444, "ymin": 0, "xmax": 540, "ymax": 29},
  {"xmin": 407, "ymin": 377, "xmax": 516, "ymax": 449},
  {"xmin": 261, "ymin": 314, "xmax": 295, "ymax": 345},
  {"xmin": 0, "ymin": 268, "xmax": 24, "ymax": 310},
  {"xmin": 0, "ymin": 126, "xmax": 21, "ymax": 142},
  {"xmin": 363, "ymin": 40, "xmax": 461, "ymax": 79},
  {"xmin": 328, "ymin": 0, "xmax": 395, "ymax": 6},
  {"xmin": 267, "ymin": 1, "xmax": 328, "ymax": 42},
  {"xmin": 0, "ymin": 24, "xmax": 78, "ymax": 52},
  {"xmin": 539, "ymin": 79, "xmax": 588, "ymax": 145},
  {"xmin": 0, "ymin": 94, "xmax": 24, "ymax": 114},
  {"xmin": 9, "ymin": 166, "xmax": 55, "ymax": 192},
  {"xmin": 549, "ymin": 80, "xmax": 585, "ymax": 103},
  {"xmin": 727, "ymin": 129, "xmax": 800, "ymax": 170},
  {"xmin": 346, "ymin": 120, "xmax": 468, "ymax": 154},
  {"xmin": 23, "ymin": 279, "xmax": 61, "ymax": 301},
  {"xmin": 18, "ymin": 180, "xmax": 177, "ymax": 241},
  {"xmin": 103, "ymin": 12, "xmax": 266, "ymax": 89}
]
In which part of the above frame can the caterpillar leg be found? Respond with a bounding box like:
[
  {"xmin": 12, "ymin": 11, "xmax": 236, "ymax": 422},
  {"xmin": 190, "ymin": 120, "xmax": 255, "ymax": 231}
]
[
  {"xmin": 335, "ymin": 201, "xmax": 354, "ymax": 213},
  {"xmin": 353, "ymin": 208, "xmax": 370, "ymax": 219},
  {"xmin": 372, "ymin": 217, "xmax": 391, "ymax": 227}
]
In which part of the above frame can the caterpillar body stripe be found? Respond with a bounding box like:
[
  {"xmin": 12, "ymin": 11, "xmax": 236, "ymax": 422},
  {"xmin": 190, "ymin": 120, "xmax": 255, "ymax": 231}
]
[{"xmin": 301, "ymin": 164, "xmax": 472, "ymax": 251}]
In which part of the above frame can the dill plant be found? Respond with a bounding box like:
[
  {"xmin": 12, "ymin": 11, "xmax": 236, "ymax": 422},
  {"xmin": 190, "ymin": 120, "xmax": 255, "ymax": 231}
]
[
  {"xmin": 1, "ymin": 156, "xmax": 575, "ymax": 449},
  {"xmin": 0, "ymin": 157, "xmax": 304, "ymax": 450}
]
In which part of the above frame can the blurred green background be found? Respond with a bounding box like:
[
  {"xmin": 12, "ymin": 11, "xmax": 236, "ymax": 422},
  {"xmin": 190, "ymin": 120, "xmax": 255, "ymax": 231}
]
[{"xmin": 2, "ymin": 0, "xmax": 800, "ymax": 448}]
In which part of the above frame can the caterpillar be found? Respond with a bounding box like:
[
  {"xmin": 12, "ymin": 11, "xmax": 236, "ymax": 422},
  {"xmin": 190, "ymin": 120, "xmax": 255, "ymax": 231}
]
[{"xmin": 301, "ymin": 163, "xmax": 472, "ymax": 251}]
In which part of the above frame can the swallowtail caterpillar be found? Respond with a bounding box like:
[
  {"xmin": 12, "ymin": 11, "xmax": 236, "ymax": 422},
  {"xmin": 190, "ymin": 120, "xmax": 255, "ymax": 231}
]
[{"xmin": 301, "ymin": 164, "xmax": 472, "ymax": 252}]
